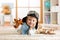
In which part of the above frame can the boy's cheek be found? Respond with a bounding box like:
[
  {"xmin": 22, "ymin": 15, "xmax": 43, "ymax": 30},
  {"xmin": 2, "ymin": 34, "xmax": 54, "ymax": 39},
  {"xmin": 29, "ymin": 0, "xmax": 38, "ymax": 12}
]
[{"xmin": 30, "ymin": 24, "xmax": 35, "ymax": 28}]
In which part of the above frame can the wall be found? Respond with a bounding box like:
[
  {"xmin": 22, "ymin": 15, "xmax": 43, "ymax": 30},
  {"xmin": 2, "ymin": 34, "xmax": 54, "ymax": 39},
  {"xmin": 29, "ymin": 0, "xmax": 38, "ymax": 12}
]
[{"xmin": 0, "ymin": 0, "xmax": 41, "ymax": 22}]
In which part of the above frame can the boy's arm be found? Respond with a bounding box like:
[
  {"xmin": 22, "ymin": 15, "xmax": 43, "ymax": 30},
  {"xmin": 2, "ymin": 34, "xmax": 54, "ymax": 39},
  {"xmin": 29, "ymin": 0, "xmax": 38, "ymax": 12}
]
[{"xmin": 17, "ymin": 23, "xmax": 29, "ymax": 35}]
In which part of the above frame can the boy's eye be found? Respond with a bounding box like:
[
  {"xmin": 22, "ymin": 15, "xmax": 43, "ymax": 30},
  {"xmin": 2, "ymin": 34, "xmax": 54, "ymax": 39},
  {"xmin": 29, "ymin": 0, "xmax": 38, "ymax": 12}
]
[
  {"xmin": 28, "ymin": 19, "xmax": 31, "ymax": 21},
  {"xmin": 33, "ymin": 20, "xmax": 35, "ymax": 22}
]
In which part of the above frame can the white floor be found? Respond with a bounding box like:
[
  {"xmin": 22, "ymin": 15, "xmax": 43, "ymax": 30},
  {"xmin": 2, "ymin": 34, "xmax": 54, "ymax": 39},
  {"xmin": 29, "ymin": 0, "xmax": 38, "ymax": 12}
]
[{"xmin": 0, "ymin": 26, "xmax": 60, "ymax": 40}]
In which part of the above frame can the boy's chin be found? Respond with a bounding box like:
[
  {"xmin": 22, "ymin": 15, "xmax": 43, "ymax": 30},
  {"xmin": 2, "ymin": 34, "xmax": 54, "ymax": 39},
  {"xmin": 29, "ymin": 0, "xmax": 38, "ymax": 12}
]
[{"xmin": 30, "ymin": 26, "xmax": 35, "ymax": 29}]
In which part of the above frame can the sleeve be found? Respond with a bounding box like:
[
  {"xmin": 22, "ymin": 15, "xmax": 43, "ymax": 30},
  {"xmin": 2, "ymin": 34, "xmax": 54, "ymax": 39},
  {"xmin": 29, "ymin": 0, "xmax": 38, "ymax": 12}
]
[
  {"xmin": 21, "ymin": 25, "xmax": 28, "ymax": 35},
  {"xmin": 17, "ymin": 23, "xmax": 29, "ymax": 35}
]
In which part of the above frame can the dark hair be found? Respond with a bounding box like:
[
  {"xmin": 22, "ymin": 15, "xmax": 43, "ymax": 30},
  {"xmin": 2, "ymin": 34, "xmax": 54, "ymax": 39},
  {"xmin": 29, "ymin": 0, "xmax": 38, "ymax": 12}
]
[
  {"xmin": 22, "ymin": 17, "xmax": 27, "ymax": 23},
  {"xmin": 22, "ymin": 11, "xmax": 39, "ymax": 29}
]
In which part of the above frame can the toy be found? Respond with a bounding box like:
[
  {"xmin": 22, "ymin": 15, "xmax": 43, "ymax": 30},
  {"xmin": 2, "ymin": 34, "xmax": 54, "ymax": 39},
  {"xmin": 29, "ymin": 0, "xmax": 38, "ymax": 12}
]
[
  {"xmin": 36, "ymin": 25, "xmax": 55, "ymax": 34},
  {"xmin": 14, "ymin": 19, "xmax": 23, "ymax": 28},
  {"xmin": 2, "ymin": 5, "xmax": 11, "ymax": 15}
]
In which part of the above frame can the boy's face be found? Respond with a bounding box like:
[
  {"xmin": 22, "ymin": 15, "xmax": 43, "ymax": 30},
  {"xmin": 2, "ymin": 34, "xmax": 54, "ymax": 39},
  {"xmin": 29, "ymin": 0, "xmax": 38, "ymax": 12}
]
[{"xmin": 26, "ymin": 16, "xmax": 37, "ymax": 28}]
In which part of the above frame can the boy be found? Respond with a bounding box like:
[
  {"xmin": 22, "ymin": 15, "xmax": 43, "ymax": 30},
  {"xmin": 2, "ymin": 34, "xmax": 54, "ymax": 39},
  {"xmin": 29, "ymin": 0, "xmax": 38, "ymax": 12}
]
[{"xmin": 18, "ymin": 11, "xmax": 39, "ymax": 35}]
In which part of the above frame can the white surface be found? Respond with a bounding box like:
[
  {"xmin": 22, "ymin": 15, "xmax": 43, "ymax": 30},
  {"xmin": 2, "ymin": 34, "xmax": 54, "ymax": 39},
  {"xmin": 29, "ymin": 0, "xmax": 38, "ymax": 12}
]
[
  {"xmin": 0, "ymin": 34, "xmax": 59, "ymax": 40},
  {"xmin": 0, "ymin": 26, "xmax": 18, "ymax": 35},
  {"xmin": 0, "ymin": 26, "xmax": 60, "ymax": 40}
]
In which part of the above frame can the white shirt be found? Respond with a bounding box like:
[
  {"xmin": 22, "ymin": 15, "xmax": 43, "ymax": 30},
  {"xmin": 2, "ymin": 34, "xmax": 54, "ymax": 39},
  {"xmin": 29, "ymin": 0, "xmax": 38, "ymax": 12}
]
[{"xmin": 29, "ymin": 28, "xmax": 36, "ymax": 35}]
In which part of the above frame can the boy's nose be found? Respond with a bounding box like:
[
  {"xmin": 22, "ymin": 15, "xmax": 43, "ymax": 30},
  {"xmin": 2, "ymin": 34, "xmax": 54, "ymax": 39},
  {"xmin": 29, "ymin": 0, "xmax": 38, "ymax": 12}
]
[{"xmin": 30, "ymin": 21, "xmax": 33, "ymax": 24}]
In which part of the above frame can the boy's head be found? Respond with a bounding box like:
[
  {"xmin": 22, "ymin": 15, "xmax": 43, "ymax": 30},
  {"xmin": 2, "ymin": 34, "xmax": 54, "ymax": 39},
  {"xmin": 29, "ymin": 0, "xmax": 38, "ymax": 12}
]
[
  {"xmin": 26, "ymin": 16, "xmax": 37, "ymax": 29},
  {"xmin": 22, "ymin": 11, "xmax": 39, "ymax": 29},
  {"xmin": 27, "ymin": 11, "xmax": 39, "ymax": 19}
]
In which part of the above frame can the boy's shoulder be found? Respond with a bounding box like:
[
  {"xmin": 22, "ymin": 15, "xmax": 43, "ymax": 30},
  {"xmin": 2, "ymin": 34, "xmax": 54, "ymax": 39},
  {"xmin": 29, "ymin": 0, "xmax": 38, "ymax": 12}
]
[{"xmin": 22, "ymin": 23, "xmax": 29, "ymax": 29}]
